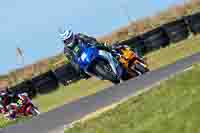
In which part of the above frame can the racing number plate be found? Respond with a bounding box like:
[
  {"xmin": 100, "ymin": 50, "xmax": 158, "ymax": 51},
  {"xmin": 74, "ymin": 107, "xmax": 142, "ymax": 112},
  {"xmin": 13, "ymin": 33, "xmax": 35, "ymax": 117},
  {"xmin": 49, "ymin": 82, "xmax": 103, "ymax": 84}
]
[{"xmin": 81, "ymin": 52, "xmax": 87, "ymax": 61}]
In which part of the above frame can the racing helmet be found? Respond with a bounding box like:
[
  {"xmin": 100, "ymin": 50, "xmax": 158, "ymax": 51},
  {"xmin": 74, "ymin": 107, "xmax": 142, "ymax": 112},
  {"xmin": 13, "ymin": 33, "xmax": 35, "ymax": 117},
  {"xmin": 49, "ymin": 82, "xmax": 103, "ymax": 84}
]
[
  {"xmin": 59, "ymin": 29, "xmax": 75, "ymax": 47},
  {"xmin": 17, "ymin": 93, "xmax": 28, "ymax": 104}
]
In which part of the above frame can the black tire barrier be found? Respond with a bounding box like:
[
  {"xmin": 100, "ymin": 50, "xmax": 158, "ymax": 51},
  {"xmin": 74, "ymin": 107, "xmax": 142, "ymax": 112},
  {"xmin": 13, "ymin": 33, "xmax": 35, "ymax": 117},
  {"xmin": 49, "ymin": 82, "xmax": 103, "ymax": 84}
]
[
  {"xmin": 31, "ymin": 71, "xmax": 59, "ymax": 94},
  {"xmin": 53, "ymin": 64, "xmax": 81, "ymax": 86},
  {"xmin": 162, "ymin": 19, "xmax": 189, "ymax": 43},
  {"xmin": 9, "ymin": 80, "xmax": 36, "ymax": 98},
  {"xmin": 184, "ymin": 12, "xmax": 200, "ymax": 34},
  {"xmin": 140, "ymin": 27, "xmax": 170, "ymax": 53}
]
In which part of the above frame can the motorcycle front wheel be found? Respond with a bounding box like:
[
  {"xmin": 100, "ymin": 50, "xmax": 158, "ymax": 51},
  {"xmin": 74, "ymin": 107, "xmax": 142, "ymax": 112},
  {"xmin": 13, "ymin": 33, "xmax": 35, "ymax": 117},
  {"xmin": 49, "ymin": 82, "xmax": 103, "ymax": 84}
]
[
  {"xmin": 93, "ymin": 60, "xmax": 120, "ymax": 84},
  {"xmin": 30, "ymin": 108, "xmax": 40, "ymax": 117},
  {"xmin": 135, "ymin": 63, "xmax": 149, "ymax": 74}
]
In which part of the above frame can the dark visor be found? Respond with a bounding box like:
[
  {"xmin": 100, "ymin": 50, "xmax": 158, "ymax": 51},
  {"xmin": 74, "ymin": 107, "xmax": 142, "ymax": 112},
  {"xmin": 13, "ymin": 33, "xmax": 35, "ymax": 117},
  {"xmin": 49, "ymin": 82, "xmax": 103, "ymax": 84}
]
[{"xmin": 64, "ymin": 35, "xmax": 74, "ymax": 45}]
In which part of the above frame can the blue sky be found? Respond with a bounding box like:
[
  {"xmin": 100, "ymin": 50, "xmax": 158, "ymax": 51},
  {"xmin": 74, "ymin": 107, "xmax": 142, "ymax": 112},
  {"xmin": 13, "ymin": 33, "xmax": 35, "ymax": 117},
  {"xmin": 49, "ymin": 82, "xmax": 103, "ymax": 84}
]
[{"xmin": 0, "ymin": 0, "xmax": 184, "ymax": 75}]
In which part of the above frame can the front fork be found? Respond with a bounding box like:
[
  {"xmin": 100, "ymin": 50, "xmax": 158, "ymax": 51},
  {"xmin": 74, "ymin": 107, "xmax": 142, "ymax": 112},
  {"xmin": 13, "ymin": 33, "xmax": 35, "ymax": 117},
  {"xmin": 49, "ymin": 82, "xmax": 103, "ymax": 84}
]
[{"xmin": 130, "ymin": 59, "xmax": 147, "ymax": 75}]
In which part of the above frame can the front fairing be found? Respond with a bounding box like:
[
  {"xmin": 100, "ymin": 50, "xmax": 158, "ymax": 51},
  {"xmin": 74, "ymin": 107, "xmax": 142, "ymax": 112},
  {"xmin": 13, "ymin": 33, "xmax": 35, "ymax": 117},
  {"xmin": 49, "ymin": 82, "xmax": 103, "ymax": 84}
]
[
  {"xmin": 74, "ymin": 44, "xmax": 124, "ymax": 78},
  {"xmin": 97, "ymin": 50, "xmax": 124, "ymax": 77},
  {"xmin": 75, "ymin": 46, "xmax": 98, "ymax": 69}
]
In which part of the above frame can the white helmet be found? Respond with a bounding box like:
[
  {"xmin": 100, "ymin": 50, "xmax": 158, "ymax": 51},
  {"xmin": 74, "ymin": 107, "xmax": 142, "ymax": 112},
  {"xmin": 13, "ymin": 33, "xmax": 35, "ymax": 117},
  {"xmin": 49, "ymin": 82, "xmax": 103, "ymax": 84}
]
[
  {"xmin": 59, "ymin": 29, "xmax": 75, "ymax": 46},
  {"xmin": 59, "ymin": 29, "xmax": 72, "ymax": 40}
]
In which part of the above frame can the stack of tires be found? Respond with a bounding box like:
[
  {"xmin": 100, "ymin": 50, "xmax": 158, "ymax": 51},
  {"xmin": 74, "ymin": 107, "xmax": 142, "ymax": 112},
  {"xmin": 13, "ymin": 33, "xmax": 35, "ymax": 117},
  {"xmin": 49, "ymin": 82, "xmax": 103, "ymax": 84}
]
[
  {"xmin": 31, "ymin": 71, "xmax": 58, "ymax": 94},
  {"xmin": 10, "ymin": 80, "xmax": 36, "ymax": 98},
  {"xmin": 184, "ymin": 12, "xmax": 200, "ymax": 34},
  {"xmin": 162, "ymin": 19, "xmax": 189, "ymax": 43},
  {"xmin": 140, "ymin": 27, "xmax": 170, "ymax": 53},
  {"xmin": 121, "ymin": 17, "xmax": 191, "ymax": 56},
  {"xmin": 53, "ymin": 64, "xmax": 80, "ymax": 86}
]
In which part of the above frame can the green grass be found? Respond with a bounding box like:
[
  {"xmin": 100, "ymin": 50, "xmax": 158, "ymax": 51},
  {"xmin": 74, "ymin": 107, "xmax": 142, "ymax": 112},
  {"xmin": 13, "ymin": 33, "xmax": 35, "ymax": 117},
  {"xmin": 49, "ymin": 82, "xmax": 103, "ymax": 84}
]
[
  {"xmin": 0, "ymin": 116, "xmax": 30, "ymax": 129},
  {"xmin": 33, "ymin": 79, "xmax": 112, "ymax": 112},
  {"xmin": 1, "ymin": 35, "xmax": 200, "ymax": 128},
  {"xmin": 146, "ymin": 35, "xmax": 200, "ymax": 70},
  {"xmin": 65, "ymin": 63, "xmax": 200, "ymax": 133}
]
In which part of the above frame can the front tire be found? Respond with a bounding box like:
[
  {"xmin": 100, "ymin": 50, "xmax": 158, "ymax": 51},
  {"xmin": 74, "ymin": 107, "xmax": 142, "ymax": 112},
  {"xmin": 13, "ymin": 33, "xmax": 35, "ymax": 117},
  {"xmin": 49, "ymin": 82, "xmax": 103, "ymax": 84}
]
[
  {"xmin": 93, "ymin": 60, "xmax": 120, "ymax": 84},
  {"xmin": 135, "ymin": 63, "xmax": 149, "ymax": 74},
  {"xmin": 30, "ymin": 108, "xmax": 40, "ymax": 117}
]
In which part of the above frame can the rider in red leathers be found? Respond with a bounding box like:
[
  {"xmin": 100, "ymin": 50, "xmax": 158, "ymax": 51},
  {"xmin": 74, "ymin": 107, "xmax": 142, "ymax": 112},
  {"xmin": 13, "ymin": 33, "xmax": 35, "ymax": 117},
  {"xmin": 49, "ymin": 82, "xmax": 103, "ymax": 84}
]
[
  {"xmin": 4, "ymin": 93, "xmax": 29, "ymax": 120},
  {"xmin": 0, "ymin": 91, "xmax": 9, "ymax": 114},
  {"xmin": 0, "ymin": 89, "xmax": 14, "ymax": 114}
]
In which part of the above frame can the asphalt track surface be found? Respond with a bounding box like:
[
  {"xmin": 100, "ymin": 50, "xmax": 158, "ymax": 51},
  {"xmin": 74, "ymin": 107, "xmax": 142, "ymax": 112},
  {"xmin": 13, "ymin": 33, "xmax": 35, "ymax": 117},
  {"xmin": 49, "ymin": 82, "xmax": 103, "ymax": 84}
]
[{"xmin": 2, "ymin": 52, "xmax": 200, "ymax": 133}]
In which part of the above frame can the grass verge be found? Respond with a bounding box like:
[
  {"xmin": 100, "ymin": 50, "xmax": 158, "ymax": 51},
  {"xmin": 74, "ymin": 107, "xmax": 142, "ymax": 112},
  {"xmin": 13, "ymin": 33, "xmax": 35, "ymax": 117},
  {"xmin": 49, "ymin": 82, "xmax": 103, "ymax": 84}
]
[
  {"xmin": 65, "ymin": 62, "xmax": 200, "ymax": 133},
  {"xmin": 146, "ymin": 35, "xmax": 200, "ymax": 70},
  {"xmin": 1, "ymin": 35, "xmax": 200, "ymax": 128}
]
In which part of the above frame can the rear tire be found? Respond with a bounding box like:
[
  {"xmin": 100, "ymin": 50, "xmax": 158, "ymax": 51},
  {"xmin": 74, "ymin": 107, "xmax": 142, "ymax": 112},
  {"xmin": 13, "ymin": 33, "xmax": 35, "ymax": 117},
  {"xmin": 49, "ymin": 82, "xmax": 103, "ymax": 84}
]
[{"xmin": 93, "ymin": 60, "xmax": 120, "ymax": 84}]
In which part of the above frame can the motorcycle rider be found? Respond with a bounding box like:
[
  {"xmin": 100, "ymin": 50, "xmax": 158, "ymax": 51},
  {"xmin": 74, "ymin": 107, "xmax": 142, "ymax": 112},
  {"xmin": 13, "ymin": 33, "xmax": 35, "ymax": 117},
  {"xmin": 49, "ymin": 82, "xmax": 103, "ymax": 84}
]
[
  {"xmin": 0, "ymin": 91, "xmax": 9, "ymax": 114},
  {"xmin": 0, "ymin": 89, "xmax": 14, "ymax": 114},
  {"xmin": 60, "ymin": 29, "xmax": 112, "ymax": 78},
  {"xmin": 4, "ymin": 92, "xmax": 29, "ymax": 120}
]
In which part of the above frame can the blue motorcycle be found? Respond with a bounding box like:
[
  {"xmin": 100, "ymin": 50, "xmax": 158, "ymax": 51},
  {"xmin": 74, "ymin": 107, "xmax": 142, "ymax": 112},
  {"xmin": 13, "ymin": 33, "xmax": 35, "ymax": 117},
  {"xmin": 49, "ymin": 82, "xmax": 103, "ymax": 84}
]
[{"xmin": 72, "ymin": 43, "xmax": 125, "ymax": 84}]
